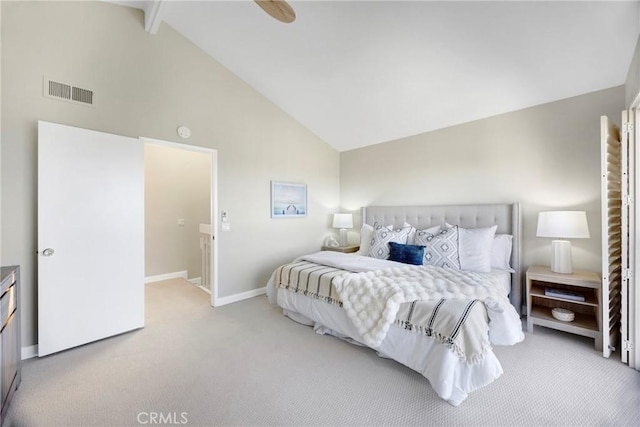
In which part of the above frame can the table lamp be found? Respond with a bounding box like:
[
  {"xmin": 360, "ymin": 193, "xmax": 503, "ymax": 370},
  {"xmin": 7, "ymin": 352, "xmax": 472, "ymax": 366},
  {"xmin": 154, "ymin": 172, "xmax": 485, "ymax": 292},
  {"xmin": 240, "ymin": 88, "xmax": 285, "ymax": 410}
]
[
  {"xmin": 536, "ymin": 211, "xmax": 590, "ymax": 274},
  {"xmin": 332, "ymin": 213, "xmax": 353, "ymax": 247}
]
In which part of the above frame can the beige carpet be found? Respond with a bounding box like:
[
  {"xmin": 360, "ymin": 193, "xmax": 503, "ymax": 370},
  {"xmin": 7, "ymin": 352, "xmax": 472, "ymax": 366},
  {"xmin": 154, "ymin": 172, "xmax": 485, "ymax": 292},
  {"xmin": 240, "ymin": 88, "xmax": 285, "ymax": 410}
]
[{"xmin": 4, "ymin": 278, "xmax": 640, "ymax": 426}]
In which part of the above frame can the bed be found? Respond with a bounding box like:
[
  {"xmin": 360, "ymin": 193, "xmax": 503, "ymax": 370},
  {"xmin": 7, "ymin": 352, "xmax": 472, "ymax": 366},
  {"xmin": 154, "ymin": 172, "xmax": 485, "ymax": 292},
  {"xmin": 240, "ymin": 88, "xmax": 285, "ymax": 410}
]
[{"xmin": 266, "ymin": 203, "xmax": 525, "ymax": 406}]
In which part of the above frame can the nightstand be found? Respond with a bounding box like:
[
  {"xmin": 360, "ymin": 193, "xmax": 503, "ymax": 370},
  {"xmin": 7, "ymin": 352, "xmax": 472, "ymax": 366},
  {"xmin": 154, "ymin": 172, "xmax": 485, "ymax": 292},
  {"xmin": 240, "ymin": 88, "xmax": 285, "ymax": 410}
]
[
  {"xmin": 526, "ymin": 265, "xmax": 602, "ymax": 350},
  {"xmin": 321, "ymin": 245, "xmax": 359, "ymax": 253}
]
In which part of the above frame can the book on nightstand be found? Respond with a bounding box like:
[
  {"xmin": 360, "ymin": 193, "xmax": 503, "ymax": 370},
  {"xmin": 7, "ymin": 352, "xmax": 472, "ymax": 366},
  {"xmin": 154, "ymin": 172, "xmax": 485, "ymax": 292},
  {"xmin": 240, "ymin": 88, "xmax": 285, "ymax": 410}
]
[{"xmin": 544, "ymin": 287, "xmax": 586, "ymax": 302}]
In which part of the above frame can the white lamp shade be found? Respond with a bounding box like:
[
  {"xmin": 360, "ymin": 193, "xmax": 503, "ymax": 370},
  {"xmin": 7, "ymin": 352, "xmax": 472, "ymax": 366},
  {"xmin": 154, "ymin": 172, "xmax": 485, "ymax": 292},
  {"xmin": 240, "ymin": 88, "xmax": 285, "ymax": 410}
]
[
  {"xmin": 536, "ymin": 211, "xmax": 590, "ymax": 239},
  {"xmin": 332, "ymin": 213, "xmax": 353, "ymax": 229}
]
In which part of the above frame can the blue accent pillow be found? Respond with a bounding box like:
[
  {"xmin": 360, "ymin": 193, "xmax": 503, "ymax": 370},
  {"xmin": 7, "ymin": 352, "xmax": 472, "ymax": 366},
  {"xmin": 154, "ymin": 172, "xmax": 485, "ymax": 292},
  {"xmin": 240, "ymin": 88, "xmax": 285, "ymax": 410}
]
[{"xmin": 388, "ymin": 242, "xmax": 425, "ymax": 265}]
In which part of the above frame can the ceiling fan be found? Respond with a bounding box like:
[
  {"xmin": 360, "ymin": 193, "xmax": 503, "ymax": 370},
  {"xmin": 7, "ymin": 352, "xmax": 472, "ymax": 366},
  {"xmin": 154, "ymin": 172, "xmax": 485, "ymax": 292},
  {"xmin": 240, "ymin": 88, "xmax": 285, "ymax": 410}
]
[{"xmin": 254, "ymin": 0, "xmax": 296, "ymax": 23}]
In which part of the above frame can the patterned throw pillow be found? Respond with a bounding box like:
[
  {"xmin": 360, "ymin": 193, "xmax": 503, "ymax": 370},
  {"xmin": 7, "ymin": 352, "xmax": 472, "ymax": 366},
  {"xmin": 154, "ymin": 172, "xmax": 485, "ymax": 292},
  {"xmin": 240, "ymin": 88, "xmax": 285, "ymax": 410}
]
[
  {"xmin": 368, "ymin": 223, "xmax": 413, "ymax": 259},
  {"xmin": 414, "ymin": 226, "xmax": 461, "ymax": 269}
]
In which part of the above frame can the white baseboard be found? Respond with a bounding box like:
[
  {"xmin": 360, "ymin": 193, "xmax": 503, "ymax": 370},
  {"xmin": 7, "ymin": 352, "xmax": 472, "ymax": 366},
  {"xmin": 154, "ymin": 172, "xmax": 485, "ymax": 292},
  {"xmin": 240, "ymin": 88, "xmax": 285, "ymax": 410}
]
[
  {"xmin": 215, "ymin": 287, "xmax": 266, "ymax": 306},
  {"xmin": 145, "ymin": 271, "xmax": 188, "ymax": 284},
  {"xmin": 22, "ymin": 345, "xmax": 38, "ymax": 360},
  {"xmin": 188, "ymin": 277, "xmax": 202, "ymax": 287}
]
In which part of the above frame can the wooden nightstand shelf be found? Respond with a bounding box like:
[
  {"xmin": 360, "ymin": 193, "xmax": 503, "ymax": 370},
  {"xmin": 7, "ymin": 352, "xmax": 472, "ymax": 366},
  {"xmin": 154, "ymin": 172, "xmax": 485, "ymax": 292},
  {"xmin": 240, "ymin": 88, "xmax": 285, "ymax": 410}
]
[
  {"xmin": 526, "ymin": 265, "xmax": 602, "ymax": 351},
  {"xmin": 321, "ymin": 245, "xmax": 359, "ymax": 253}
]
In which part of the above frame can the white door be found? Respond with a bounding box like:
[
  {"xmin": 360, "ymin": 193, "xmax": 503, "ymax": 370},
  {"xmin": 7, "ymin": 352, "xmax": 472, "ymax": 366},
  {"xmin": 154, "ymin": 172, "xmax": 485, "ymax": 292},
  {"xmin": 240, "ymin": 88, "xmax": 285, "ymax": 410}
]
[
  {"xmin": 634, "ymin": 108, "xmax": 640, "ymax": 370},
  {"xmin": 621, "ymin": 109, "xmax": 638, "ymax": 368},
  {"xmin": 38, "ymin": 121, "xmax": 144, "ymax": 356}
]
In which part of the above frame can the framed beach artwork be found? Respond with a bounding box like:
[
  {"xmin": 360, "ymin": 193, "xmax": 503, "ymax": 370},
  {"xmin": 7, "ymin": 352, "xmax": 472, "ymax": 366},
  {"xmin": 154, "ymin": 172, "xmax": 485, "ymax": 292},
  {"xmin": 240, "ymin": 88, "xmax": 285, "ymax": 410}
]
[{"xmin": 271, "ymin": 181, "xmax": 307, "ymax": 218}]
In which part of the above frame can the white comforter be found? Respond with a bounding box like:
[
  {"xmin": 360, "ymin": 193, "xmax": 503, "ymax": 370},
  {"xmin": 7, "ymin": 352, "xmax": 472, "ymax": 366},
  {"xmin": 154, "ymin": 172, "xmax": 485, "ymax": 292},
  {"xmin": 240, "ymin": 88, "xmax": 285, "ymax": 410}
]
[
  {"xmin": 266, "ymin": 251, "xmax": 525, "ymax": 406},
  {"xmin": 266, "ymin": 251, "xmax": 403, "ymax": 304},
  {"xmin": 333, "ymin": 264, "xmax": 524, "ymax": 348},
  {"xmin": 273, "ymin": 251, "xmax": 523, "ymax": 347}
]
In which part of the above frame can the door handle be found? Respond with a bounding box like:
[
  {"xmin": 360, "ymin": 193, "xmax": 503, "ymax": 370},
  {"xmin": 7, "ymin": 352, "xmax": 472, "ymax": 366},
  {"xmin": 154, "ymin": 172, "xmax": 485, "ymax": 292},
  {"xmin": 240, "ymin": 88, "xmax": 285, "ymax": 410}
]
[{"xmin": 42, "ymin": 248, "xmax": 55, "ymax": 257}]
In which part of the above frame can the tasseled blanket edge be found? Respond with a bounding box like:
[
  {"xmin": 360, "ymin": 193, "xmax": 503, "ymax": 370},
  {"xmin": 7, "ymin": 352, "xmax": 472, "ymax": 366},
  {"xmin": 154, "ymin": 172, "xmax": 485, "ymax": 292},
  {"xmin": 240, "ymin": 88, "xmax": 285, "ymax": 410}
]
[{"xmin": 394, "ymin": 319, "xmax": 491, "ymax": 365}]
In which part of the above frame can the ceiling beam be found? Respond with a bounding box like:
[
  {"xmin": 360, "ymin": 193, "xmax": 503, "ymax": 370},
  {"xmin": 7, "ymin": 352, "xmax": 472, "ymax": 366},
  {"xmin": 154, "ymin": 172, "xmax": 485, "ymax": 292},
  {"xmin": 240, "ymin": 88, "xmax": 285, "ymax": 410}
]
[{"xmin": 144, "ymin": 0, "xmax": 165, "ymax": 35}]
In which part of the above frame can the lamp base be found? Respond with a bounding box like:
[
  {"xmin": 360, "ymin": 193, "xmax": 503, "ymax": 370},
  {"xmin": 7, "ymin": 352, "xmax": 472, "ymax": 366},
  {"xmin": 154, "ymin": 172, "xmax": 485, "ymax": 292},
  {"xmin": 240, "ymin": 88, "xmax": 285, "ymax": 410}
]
[
  {"xmin": 550, "ymin": 240, "xmax": 572, "ymax": 274},
  {"xmin": 339, "ymin": 228, "xmax": 348, "ymax": 247}
]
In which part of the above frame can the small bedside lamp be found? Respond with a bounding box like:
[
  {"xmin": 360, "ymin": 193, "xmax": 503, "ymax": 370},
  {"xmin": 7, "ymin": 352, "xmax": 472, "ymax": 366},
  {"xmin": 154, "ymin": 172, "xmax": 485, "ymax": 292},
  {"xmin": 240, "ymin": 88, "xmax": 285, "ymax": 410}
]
[
  {"xmin": 332, "ymin": 213, "xmax": 353, "ymax": 247},
  {"xmin": 536, "ymin": 211, "xmax": 590, "ymax": 274}
]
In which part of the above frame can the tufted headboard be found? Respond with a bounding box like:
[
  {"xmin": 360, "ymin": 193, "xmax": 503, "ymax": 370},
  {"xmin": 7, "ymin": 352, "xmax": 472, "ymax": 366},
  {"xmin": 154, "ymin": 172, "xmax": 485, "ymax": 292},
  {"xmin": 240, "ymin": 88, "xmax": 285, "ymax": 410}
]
[{"xmin": 361, "ymin": 203, "xmax": 523, "ymax": 314}]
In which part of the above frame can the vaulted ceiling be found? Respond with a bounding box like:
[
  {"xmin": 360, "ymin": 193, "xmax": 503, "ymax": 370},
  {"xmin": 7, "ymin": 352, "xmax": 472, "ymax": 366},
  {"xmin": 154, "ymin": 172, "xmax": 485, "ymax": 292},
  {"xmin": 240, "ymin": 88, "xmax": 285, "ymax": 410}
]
[{"xmin": 111, "ymin": 1, "xmax": 640, "ymax": 152}]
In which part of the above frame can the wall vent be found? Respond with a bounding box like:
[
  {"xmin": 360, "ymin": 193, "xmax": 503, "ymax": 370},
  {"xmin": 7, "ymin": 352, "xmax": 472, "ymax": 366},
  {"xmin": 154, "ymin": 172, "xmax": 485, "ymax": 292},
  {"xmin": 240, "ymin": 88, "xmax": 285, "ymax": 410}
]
[{"xmin": 43, "ymin": 77, "xmax": 95, "ymax": 107}]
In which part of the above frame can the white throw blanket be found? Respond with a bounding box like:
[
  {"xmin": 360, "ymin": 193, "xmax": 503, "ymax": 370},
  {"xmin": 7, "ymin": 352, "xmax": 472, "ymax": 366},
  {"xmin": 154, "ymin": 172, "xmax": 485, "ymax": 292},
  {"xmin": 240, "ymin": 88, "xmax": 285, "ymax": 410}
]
[
  {"xmin": 332, "ymin": 264, "xmax": 524, "ymax": 348},
  {"xmin": 299, "ymin": 251, "xmax": 405, "ymax": 273}
]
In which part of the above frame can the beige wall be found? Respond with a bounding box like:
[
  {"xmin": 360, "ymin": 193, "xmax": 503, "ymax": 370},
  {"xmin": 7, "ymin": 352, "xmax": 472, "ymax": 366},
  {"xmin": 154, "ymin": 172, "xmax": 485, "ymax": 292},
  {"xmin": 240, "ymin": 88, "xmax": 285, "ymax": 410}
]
[
  {"xmin": 626, "ymin": 35, "xmax": 640, "ymax": 107},
  {"xmin": 341, "ymin": 87, "xmax": 625, "ymax": 279},
  {"xmin": 1, "ymin": 1, "xmax": 634, "ymax": 354},
  {"xmin": 1, "ymin": 1, "xmax": 340, "ymax": 348},
  {"xmin": 144, "ymin": 143, "xmax": 211, "ymax": 280},
  {"xmin": 625, "ymin": 5, "xmax": 640, "ymax": 107}
]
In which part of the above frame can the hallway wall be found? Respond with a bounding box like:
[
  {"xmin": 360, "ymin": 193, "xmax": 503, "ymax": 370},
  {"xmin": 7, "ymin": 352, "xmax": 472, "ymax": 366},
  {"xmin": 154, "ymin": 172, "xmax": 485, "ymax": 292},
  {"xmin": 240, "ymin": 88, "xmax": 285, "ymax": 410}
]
[{"xmin": 145, "ymin": 143, "xmax": 211, "ymax": 280}]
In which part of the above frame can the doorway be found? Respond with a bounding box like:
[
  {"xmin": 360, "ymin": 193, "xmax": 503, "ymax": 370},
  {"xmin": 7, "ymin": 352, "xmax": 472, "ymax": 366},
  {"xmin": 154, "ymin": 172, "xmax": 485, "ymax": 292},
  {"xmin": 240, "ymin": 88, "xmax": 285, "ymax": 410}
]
[{"xmin": 141, "ymin": 137, "xmax": 218, "ymax": 307}]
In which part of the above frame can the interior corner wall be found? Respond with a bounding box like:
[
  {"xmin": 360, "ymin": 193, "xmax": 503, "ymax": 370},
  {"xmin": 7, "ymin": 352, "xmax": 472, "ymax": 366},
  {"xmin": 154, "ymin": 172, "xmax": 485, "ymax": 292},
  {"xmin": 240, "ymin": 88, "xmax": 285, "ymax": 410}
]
[
  {"xmin": 625, "ymin": 34, "xmax": 640, "ymax": 107},
  {"xmin": 144, "ymin": 144, "xmax": 211, "ymax": 280},
  {"xmin": 340, "ymin": 86, "xmax": 625, "ymax": 276},
  {"xmin": 1, "ymin": 1, "xmax": 340, "ymax": 349}
]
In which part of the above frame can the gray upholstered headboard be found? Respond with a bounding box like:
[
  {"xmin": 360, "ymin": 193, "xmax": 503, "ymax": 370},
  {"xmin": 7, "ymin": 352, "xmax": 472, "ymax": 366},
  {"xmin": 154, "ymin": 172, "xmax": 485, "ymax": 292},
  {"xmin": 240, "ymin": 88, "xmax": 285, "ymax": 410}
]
[{"xmin": 361, "ymin": 203, "xmax": 523, "ymax": 315}]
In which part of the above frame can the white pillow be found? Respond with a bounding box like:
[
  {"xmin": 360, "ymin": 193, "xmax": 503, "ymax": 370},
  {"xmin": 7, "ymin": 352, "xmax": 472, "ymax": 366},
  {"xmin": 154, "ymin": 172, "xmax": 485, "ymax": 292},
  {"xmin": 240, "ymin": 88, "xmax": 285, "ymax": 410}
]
[
  {"xmin": 446, "ymin": 224, "xmax": 497, "ymax": 273},
  {"xmin": 415, "ymin": 226, "xmax": 460, "ymax": 269},
  {"xmin": 403, "ymin": 222, "xmax": 418, "ymax": 245},
  {"xmin": 491, "ymin": 234, "xmax": 514, "ymax": 272},
  {"xmin": 357, "ymin": 224, "xmax": 375, "ymax": 255},
  {"xmin": 368, "ymin": 224, "xmax": 413, "ymax": 259},
  {"xmin": 358, "ymin": 223, "xmax": 393, "ymax": 255}
]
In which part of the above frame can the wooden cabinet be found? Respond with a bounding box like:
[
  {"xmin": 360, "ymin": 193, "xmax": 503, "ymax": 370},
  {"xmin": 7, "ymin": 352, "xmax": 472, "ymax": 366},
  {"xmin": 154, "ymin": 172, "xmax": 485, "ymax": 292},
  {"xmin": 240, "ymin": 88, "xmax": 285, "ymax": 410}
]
[
  {"xmin": 0, "ymin": 266, "xmax": 21, "ymax": 424},
  {"xmin": 526, "ymin": 265, "xmax": 601, "ymax": 350}
]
